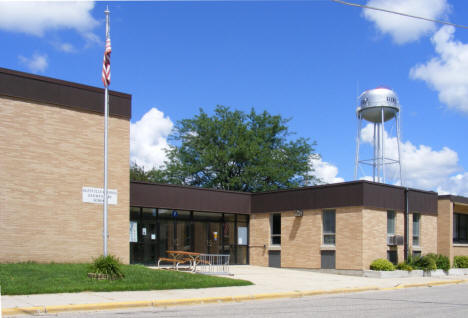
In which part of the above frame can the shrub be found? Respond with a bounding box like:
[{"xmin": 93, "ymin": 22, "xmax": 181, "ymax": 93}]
[
  {"xmin": 406, "ymin": 252, "xmax": 418, "ymax": 267},
  {"xmin": 425, "ymin": 253, "xmax": 450, "ymax": 271},
  {"xmin": 453, "ymin": 256, "xmax": 468, "ymax": 268},
  {"xmin": 370, "ymin": 259, "xmax": 395, "ymax": 271},
  {"xmin": 396, "ymin": 263, "xmax": 413, "ymax": 271},
  {"xmin": 90, "ymin": 255, "xmax": 124, "ymax": 279},
  {"xmin": 414, "ymin": 255, "xmax": 437, "ymax": 271},
  {"xmin": 435, "ymin": 255, "xmax": 450, "ymax": 271}
]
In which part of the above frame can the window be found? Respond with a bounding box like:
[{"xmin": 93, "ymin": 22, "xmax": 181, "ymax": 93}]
[
  {"xmin": 323, "ymin": 210, "xmax": 336, "ymax": 245},
  {"xmin": 387, "ymin": 211, "xmax": 395, "ymax": 241},
  {"xmin": 413, "ymin": 213, "xmax": 420, "ymax": 246},
  {"xmin": 453, "ymin": 213, "xmax": 468, "ymax": 243},
  {"xmin": 271, "ymin": 213, "xmax": 281, "ymax": 245}
]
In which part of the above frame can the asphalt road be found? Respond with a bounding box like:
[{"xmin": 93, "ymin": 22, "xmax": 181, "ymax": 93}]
[{"xmin": 18, "ymin": 284, "xmax": 468, "ymax": 318}]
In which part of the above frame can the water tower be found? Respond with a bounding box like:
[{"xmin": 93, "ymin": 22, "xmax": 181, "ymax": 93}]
[{"xmin": 354, "ymin": 87, "xmax": 403, "ymax": 185}]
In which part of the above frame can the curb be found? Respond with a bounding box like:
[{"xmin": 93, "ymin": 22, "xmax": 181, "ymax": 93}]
[{"xmin": 3, "ymin": 279, "xmax": 468, "ymax": 316}]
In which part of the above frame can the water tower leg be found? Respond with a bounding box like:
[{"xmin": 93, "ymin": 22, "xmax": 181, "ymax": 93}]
[
  {"xmin": 381, "ymin": 107, "xmax": 385, "ymax": 183},
  {"xmin": 396, "ymin": 113, "xmax": 403, "ymax": 186},
  {"xmin": 354, "ymin": 115, "xmax": 362, "ymax": 180},
  {"xmin": 376, "ymin": 122, "xmax": 381, "ymax": 182},
  {"xmin": 373, "ymin": 123, "xmax": 377, "ymax": 182}
]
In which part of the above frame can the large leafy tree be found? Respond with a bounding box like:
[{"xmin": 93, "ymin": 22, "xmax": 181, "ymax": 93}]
[{"xmin": 131, "ymin": 105, "xmax": 318, "ymax": 192}]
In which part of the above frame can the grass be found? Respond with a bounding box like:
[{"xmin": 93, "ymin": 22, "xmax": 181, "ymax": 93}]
[{"xmin": 0, "ymin": 262, "xmax": 253, "ymax": 295}]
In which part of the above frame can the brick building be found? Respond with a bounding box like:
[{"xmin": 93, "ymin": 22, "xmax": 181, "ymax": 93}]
[
  {"xmin": 0, "ymin": 68, "xmax": 131, "ymax": 263},
  {"xmin": 0, "ymin": 67, "xmax": 466, "ymax": 270}
]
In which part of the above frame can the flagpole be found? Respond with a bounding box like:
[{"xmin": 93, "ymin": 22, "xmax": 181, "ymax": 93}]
[{"xmin": 103, "ymin": 6, "xmax": 110, "ymax": 257}]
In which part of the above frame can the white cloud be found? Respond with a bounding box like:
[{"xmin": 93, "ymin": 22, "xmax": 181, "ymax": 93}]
[
  {"xmin": 310, "ymin": 156, "xmax": 345, "ymax": 185},
  {"xmin": 360, "ymin": 123, "xmax": 463, "ymax": 193},
  {"xmin": 363, "ymin": 0, "xmax": 450, "ymax": 44},
  {"xmin": 0, "ymin": 1, "xmax": 99, "ymax": 41},
  {"xmin": 437, "ymin": 173, "xmax": 468, "ymax": 197},
  {"xmin": 410, "ymin": 26, "xmax": 468, "ymax": 113},
  {"xmin": 57, "ymin": 42, "xmax": 76, "ymax": 53},
  {"xmin": 18, "ymin": 53, "xmax": 48, "ymax": 73},
  {"xmin": 130, "ymin": 108, "xmax": 174, "ymax": 171}
]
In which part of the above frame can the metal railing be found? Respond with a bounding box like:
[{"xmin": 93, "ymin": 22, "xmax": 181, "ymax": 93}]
[{"xmin": 196, "ymin": 254, "xmax": 230, "ymax": 275}]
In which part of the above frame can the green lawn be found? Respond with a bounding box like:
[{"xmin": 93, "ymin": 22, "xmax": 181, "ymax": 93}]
[{"xmin": 0, "ymin": 263, "xmax": 252, "ymax": 295}]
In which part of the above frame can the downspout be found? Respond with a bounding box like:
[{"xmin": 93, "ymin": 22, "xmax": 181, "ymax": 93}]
[{"xmin": 404, "ymin": 188, "xmax": 409, "ymax": 261}]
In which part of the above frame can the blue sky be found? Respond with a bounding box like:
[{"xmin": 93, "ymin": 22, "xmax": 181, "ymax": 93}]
[{"xmin": 1, "ymin": 0, "xmax": 468, "ymax": 195}]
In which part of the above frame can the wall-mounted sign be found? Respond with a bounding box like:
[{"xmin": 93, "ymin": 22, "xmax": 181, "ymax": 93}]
[{"xmin": 82, "ymin": 187, "xmax": 117, "ymax": 205}]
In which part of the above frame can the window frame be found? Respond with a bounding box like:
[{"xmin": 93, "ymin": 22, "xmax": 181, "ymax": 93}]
[
  {"xmin": 270, "ymin": 213, "xmax": 281, "ymax": 246},
  {"xmin": 322, "ymin": 209, "xmax": 336, "ymax": 246},
  {"xmin": 412, "ymin": 213, "xmax": 420, "ymax": 247},
  {"xmin": 453, "ymin": 213, "xmax": 468, "ymax": 244},
  {"xmin": 387, "ymin": 210, "xmax": 396, "ymax": 242}
]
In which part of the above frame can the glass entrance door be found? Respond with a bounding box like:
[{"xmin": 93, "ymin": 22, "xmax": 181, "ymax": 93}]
[
  {"xmin": 141, "ymin": 208, "xmax": 157, "ymax": 264},
  {"xmin": 193, "ymin": 221, "xmax": 208, "ymax": 254},
  {"xmin": 208, "ymin": 222, "xmax": 221, "ymax": 254}
]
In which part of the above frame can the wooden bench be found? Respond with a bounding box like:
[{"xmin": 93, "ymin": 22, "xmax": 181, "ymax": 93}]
[{"xmin": 157, "ymin": 257, "xmax": 191, "ymax": 270}]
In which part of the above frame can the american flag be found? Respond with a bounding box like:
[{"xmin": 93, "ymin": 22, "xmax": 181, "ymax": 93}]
[{"xmin": 101, "ymin": 37, "xmax": 111, "ymax": 87}]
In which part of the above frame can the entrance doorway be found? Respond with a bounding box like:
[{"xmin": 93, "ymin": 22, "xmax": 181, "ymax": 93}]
[{"xmin": 130, "ymin": 207, "xmax": 249, "ymax": 265}]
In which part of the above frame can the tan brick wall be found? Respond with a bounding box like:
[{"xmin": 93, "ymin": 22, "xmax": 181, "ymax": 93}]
[
  {"xmin": 437, "ymin": 199, "xmax": 452, "ymax": 259},
  {"xmin": 336, "ymin": 207, "xmax": 363, "ymax": 270},
  {"xmin": 395, "ymin": 210, "xmax": 405, "ymax": 263},
  {"xmin": 251, "ymin": 208, "xmax": 364, "ymax": 270},
  {"xmin": 251, "ymin": 207, "xmax": 439, "ymax": 270},
  {"xmin": 453, "ymin": 246, "xmax": 468, "ymax": 257},
  {"xmin": 0, "ymin": 97, "xmax": 130, "ymax": 263},
  {"xmin": 417, "ymin": 214, "xmax": 437, "ymax": 255},
  {"xmin": 281, "ymin": 209, "xmax": 322, "ymax": 269},
  {"xmin": 362, "ymin": 208, "xmax": 387, "ymax": 269},
  {"xmin": 249, "ymin": 213, "xmax": 269, "ymax": 266}
]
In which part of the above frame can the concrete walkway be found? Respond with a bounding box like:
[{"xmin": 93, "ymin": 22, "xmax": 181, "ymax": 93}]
[{"xmin": 3, "ymin": 266, "xmax": 468, "ymax": 316}]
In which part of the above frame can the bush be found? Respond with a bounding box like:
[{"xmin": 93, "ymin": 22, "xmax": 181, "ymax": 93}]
[
  {"xmin": 413, "ymin": 255, "xmax": 437, "ymax": 271},
  {"xmin": 435, "ymin": 255, "xmax": 450, "ymax": 271},
  {"xmin": 90, "ymin": 255, "xmax": 124, "ymax": 279},
  {"xmin": 370, "ymin": 259, "xmax": 395, "ymax": 271},
  {"xmin": 453, "ymin": 256, "xmax": 468, "ymax": 268},
  {"xmin": 425, "ymin": 253, "xmax": 450, "ymax": 271},
  {"xmin": 396, "ymin": 262, "xmax": 413, "ymax": 271}
]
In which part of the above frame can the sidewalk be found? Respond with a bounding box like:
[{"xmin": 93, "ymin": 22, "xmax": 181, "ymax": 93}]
[{"xmin": 3, "ymin": 265, "xmax": 468, "ymax": 316}]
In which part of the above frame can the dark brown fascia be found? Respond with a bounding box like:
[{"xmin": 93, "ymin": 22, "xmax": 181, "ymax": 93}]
[
  {"xmin": 438, "ymin": 194, "xmax": 468, "ymax": 205},
  {"xmin": 130, "ymin": 181, "xmax": 251, "ymax": 214},
  {"xmin": 251, "ymin": 180, "xmax": 438, "ymax": 215},
  {"xmin": 0, "ymin": 67, "xmax": 131, "ymax": 119},
  {"xmin": 130, "ymin": 180, "xmax": 439, "ymax": 215}
]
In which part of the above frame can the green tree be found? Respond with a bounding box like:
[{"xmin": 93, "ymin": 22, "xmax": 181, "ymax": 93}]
[
  {"xmin": 130, "ymin": 162, "xmax": 166, "ymax": 183},
  {"xmin": 141, "ymin": 105, "xmax": 318, "ymax": 192},
  {"xmin": 130, "ymin": 162, "xmax": 149, "ymax": 182}
]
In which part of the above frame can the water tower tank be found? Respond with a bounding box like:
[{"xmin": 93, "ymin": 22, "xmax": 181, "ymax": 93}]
[
  {"xmin": 357, "ymin": 87, "xmax": 399, "ymax": 123},
  {"xmin": 354, "ymin": 86, "xmax": 403, "ymax": 185}
]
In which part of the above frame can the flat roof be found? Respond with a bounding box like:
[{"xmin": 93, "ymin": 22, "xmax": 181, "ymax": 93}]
[
  {"xmin": 130, "ymin": 180, "xmax": 439, "ymax": 215},
  {"xmin": 439, "ymin": 195, "xmax": 468, "ymax": 205},
  {"xmin": 0, "ymin": 67, "xmax": 131, "ymax": 119}
]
